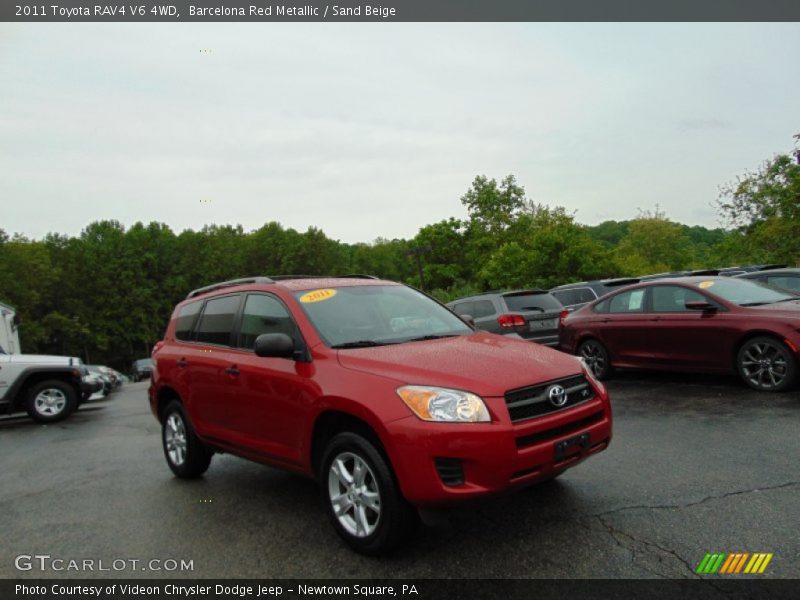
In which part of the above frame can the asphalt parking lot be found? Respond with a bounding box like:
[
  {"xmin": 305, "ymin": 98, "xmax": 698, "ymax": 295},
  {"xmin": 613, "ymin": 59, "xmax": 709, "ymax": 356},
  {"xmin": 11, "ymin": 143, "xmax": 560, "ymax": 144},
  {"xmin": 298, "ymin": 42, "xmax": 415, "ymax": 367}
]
[{"xmin": 1, "ymin": 376, "xmax": 798, "ymax": 579}]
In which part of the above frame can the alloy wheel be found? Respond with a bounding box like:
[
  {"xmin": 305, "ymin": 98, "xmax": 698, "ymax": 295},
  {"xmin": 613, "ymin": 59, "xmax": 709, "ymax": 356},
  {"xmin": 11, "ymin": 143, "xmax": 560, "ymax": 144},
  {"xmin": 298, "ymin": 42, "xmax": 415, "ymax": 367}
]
[
  {"xmin": 740, "ymin": 341, "xmax": 789, "ymax": 390},
  {"xmin": 580, "ymin": 341, "xmax": 607, "ymax": 378},
  {"xmin": 327, "ymin": 451, "xmax": 381, "ymax": 538},
  {"xmin": 164, "ymin": 413, "xmax": 188, "ymax": 466},
  {"xmin": 33, "ymin": 388, "xmax": 67, "ymax": 417}
]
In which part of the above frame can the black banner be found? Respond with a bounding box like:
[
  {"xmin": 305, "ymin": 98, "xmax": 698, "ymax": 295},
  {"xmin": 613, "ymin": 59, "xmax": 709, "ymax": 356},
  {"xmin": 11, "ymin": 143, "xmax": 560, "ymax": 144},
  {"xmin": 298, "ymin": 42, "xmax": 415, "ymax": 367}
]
[
  {"xmin": 3, "ymin": 0, "xmax": 800, "ymax": 22},
  {"xmin": 4, "ymin": 579, "xmax": 800, "ymax": 600}
]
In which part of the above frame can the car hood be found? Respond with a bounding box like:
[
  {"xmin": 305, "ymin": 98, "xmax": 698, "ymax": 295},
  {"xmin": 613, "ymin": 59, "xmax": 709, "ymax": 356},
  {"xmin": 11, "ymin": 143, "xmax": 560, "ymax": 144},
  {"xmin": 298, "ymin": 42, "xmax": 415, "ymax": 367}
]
[
  {"xmin": 748, "ymin": 300, "xmax": 800, "ymax": 317},
  {"xmin": 336, "ymin": 331, "xmax": 584, "ymax": 397},
  {"xmin": 0, "ymin": 353, "xmax": 78, "ymax": 365}
]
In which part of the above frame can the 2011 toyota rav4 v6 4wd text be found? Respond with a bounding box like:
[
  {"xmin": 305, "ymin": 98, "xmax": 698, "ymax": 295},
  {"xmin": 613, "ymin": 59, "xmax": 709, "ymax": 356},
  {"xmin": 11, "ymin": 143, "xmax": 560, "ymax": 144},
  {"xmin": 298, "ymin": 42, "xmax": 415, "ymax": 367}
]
[{"xmin": 149, "ymin": 276, "xmax": 612, "ymax": 553}]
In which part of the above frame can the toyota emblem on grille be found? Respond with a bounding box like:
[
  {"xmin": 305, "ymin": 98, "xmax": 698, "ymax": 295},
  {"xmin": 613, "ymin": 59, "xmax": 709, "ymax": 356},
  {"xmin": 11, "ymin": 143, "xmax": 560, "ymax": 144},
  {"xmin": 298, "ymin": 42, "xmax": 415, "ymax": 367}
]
[{"xmin": 547, "ymin": 384, "xmax": 568, "ymax": 407}]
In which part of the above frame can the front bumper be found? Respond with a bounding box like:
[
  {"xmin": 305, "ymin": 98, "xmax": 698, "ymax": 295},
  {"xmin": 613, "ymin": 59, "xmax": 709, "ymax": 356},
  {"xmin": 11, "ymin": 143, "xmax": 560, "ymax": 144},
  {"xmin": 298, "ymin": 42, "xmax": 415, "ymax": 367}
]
[
  {"xmin": 385, "ymin": 391, "xmax": 611, "ymax": 507},
  {"xmin": 81, "ymin": 378, "xmax": 103, "ymax": 395}
]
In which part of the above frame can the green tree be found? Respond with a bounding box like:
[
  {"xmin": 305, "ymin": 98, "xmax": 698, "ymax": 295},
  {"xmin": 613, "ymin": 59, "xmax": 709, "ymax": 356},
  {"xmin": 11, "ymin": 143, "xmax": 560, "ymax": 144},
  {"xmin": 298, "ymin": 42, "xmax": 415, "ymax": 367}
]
[{"xmin": 614, "ymin": 209, "xmax": 693, "ymax": 275}]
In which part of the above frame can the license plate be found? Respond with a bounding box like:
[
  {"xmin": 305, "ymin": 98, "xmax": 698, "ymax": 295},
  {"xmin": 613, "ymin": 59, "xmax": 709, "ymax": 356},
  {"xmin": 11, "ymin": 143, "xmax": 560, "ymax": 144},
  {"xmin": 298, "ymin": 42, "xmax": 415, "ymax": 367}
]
[
  {"xmin": 554, "ymin": 433, "xmax": 590, "ymax": 462},
  {"xmin": 530, "ymin": 318, "xmax": 556, "ymax": 331}
]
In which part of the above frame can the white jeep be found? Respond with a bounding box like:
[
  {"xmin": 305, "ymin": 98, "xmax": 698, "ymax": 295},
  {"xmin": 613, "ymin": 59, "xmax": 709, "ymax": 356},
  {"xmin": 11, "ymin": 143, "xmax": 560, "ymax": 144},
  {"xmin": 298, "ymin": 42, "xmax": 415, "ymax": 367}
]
[{"xmin": 0, "ymin": 353, "xmax": 91, "ymax": 423}]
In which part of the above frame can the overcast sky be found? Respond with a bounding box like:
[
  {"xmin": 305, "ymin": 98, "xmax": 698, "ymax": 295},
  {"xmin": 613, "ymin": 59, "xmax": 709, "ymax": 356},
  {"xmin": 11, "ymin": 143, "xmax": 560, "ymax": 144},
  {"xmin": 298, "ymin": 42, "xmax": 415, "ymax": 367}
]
[{"xmin": 2, "ymin": 23, "xmax": 799, "ymax": 243}]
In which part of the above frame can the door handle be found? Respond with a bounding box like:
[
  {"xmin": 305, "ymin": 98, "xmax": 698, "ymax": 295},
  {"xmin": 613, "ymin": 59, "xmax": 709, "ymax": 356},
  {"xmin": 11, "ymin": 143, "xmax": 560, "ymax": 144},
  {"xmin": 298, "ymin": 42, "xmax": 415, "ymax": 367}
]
[
  {"xmin": 224, "ymin": 366, "xmax": 240, "ymax": 376},
  {"xmin": 176, "ymin": 358, "xmax": 188, "ymax": 368}
]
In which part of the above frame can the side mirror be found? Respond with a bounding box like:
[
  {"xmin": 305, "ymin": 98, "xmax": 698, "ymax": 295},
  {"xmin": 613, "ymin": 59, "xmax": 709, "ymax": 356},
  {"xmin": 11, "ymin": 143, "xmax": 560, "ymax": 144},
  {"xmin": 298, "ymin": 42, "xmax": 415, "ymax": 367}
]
[
  {"xmin": 685, "ymin": 301, "xmax": 717, "ymax": 312},
  {"xmin": 459, "ymin": 314, "xmax": 476, "ymax": 327},
  {"xmin": 254, "ymin": 333, "xmax": 295, "ymax": 359}
]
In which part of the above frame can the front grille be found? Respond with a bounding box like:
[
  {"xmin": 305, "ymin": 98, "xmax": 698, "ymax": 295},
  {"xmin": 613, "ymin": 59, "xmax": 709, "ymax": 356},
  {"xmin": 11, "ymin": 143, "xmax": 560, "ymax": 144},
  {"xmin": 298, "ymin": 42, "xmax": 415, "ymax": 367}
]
[
  {"xmin": 515, "ymin": 411, "xmax": 604, "ymax": 449},
  {"xmin": 434, "ymin": 458, "xmax": 465, "ymax": 486},
  {"xmin": 504, "ymin": 375, "xmax": 594, "ymax": 422}
]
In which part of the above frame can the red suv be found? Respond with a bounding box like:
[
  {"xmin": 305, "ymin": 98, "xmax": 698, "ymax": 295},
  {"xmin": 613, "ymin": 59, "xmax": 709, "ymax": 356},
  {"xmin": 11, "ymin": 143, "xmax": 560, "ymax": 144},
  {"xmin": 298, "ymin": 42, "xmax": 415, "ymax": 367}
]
[{"xmin": 149, "ymin": 276, "xmax": 612, "ymax": 553}]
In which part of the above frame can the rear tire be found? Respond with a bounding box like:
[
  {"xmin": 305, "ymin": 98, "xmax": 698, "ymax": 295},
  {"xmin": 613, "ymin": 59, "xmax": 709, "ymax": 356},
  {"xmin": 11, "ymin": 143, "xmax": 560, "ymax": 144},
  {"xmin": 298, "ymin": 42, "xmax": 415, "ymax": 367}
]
[
  {"xmin": 26, "ymin": 380, "xmax": 78, "ymax": 423},
  {"xmin": 736, "ymin": 336, "xmax": 797, "ymax": 392},
  {"xmin": 578, "ymin": 339, "xmax": 613, "ymax": 380},
  {"xmin": 161, "ymin": 401, "xmax": 212, "ymax": 478},
  {"xmin": 320, "ymin": 432, "xmax": 418, "ymax": 555}
]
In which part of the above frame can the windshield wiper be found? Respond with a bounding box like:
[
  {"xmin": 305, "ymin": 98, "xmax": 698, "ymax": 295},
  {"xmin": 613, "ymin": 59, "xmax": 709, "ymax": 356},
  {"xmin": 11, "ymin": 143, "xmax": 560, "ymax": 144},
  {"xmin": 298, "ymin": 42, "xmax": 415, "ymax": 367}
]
[
  {"xmin": 771, "ymin": 297, "xmax": 800, "ymax": 303},
  {"xmin": 331, "ymin": 340, "xmax": 395, "ymax": 349},
  {"xmin": 403, "ymin": 334, "xmax": 460, "ymax": 343},
  {"xmin": 740, "ymin": 301, "xmax": 768, "ymax": 306}
]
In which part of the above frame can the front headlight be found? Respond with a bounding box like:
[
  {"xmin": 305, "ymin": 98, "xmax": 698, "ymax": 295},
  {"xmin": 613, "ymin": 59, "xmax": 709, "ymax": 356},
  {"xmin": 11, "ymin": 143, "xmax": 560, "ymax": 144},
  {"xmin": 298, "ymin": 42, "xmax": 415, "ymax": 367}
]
[{"xmin": 397, "ymin": 386, "xmax": 491, "ymax": 422}]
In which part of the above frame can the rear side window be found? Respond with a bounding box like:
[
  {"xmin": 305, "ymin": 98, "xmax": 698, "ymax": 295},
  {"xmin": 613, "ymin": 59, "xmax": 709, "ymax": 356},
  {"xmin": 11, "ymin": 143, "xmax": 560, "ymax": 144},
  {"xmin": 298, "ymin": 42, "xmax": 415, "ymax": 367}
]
[
  {"xmin": 767, "ymin": 275, "xmax": 800, "ymax": 292},
  {"xmin": 471, "ymin": 299, "xmax": 495, "ymax": 318},
  {"xmin": 608, "ymin": 289, "xmax": 645, "ymax": 313},
  {"xmin": 503, "ymin": 293, "xmax": 562, "ymax": 312},
  {"xmin": 552, "ymin": 288, "xmax": 597, "ymax": 307},
  {"xmin": 451, "ymin": 301, "xmax": 473, "ymax": 316},
  {"xmin": 194, "ymin": 294, "xmax": 241, "ymax": 346},
  {"xmin": 175, "ymin": 301, "xmax": 202, "ymax": 341},
  {"xmin": 237, "ymin": 294, "xmax": 296, "ymax": 349}
]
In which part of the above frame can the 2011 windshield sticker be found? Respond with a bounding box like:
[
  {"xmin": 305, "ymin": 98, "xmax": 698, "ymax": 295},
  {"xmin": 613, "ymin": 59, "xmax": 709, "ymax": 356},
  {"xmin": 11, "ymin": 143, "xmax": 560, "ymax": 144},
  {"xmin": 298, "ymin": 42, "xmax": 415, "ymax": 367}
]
[
  {"xmin": 699, "ymin": 281, "xmax": 715, "ymax": 289},
  {"xmin": 299, "ymin": 289, "xmax": 337, "ymax": 303}
]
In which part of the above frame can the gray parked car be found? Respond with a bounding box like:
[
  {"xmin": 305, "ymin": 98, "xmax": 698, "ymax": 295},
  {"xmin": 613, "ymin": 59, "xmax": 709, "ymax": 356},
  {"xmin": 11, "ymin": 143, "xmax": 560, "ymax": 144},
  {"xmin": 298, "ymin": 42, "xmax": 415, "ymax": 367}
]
[
  {"xmin": 735, "ymin": 268, "xmax": 800, "ymax": 294},
  {"xmin": 446, "ymin": 289, "xmax": 564, "ymax": 346}
]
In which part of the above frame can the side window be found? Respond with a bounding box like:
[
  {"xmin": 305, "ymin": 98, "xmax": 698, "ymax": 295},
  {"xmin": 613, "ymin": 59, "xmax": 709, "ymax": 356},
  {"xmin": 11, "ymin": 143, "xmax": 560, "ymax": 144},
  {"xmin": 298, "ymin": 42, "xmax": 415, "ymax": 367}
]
[
  {"xmin": 451, "ymin": 301, "xmax": 473, "ymax": 316},
  {"xmin": 175, "ymin": 301, "xmax": 202, "ymax": 341},
  {"xmin": 608, "ymin": 289, "xmax": 645, "ymax": 314},
  {"xmin": 551, "ymin": 290, "xmax": 573, "ymax": 306},
  {"xmin": 576, "ymin": 288, "xmax": 598, "ymax": 304},
  {"xmin": 194, "ymin": 295, "xmax": 241, "ymax": 346},
  {"xmin": 650, "ymin": 286, "xmax": 707, "ymax": 312},
  {"xmin": 767, "ymin": 275, "xmax": 800, "ymax": 292},
  {"xmin": 237, "ymin": 294, "xmax": 296, "ymax": 349},
  {"xmin": 471, "ymin": 299, "xmax": 496, "ymax": 318}
]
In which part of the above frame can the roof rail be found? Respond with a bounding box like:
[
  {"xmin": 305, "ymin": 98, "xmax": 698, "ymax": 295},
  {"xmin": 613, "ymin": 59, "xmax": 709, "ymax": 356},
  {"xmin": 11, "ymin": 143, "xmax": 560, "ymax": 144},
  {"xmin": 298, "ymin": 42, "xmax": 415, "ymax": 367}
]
[
  {"xmin": 186, "ymin": 277, "xmax": 274, "ymax": 299},
  {"xmin": 265, "ymin": 274, "xmax": 381, "ymax": 281}
]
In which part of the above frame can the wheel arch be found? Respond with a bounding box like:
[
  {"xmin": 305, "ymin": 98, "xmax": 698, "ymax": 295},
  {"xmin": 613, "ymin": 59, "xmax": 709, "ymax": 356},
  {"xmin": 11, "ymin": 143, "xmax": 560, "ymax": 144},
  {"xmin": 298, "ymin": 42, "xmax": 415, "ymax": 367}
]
[
  {"xmin": 7, "ymin": 369, "xmax": 82, "ymax": 410},
  {"xmin": 308, "ymin": 404, "xmax": 392, "ymax": 480},
  {"xmin": 732, "ymin": 331, "xmax": 799, "ymax": 371}
]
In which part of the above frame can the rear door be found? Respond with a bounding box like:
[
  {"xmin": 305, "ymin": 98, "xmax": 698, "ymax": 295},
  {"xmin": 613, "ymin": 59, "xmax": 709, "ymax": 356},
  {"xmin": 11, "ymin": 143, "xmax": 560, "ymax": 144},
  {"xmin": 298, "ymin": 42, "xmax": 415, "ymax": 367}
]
[
  {"xmin": 186, "ymin": 293, "xmax": 243, "ymax": 442},
  {"xmin": 592, "ymin": 288, "xmax": 651, "ymax": 366}
]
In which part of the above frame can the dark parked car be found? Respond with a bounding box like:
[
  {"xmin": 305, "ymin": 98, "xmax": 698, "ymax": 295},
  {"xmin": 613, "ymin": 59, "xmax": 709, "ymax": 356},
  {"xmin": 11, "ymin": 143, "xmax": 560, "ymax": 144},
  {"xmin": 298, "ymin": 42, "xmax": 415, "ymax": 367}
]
[
  {"xmin": 559, "ymin": 277, "xmax": 800, "ymax": 392},
  {"xmin": 150, "ymin": 276, "xmax": 611, "ymax": 554},
  {"xmin": 446, "ymin": 290, "xmax": 564, "ymax": 346},
  {"xmin": 550, "ymin": 278, "xmax": 640, "ymax": 311},
  {"xmin": 736, "ymin": 268, "xmax": 800, "ymax": 294},
  {"xmin": 131, "ymin": 358, "xmax": 153, "ymax": 382}
]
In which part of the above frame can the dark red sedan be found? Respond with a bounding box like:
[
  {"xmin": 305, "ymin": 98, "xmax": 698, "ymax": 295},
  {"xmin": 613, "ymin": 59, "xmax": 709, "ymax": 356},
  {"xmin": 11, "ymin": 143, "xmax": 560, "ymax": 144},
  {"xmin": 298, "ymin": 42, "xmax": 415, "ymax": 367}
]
[{"xmin": 559, "ymin": 277, "xmax": 800, "ymax": 392}]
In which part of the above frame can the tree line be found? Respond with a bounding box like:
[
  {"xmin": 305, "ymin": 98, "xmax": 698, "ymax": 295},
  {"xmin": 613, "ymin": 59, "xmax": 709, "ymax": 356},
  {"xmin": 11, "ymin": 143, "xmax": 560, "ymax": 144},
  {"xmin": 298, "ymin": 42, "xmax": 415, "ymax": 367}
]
[{"xmin": 1, "ymin": 145, "xmax": 798, "ymax": 370}]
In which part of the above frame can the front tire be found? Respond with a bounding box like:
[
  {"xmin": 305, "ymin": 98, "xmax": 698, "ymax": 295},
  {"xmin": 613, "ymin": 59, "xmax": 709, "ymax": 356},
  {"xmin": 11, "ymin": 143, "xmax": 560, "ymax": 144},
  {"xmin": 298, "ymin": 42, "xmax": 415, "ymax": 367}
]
[
  {"xmin": 161, "ymin": 401, "xmax": 212, "ymax": 478},
  {"xmin": 737, "ymin": 336, "xmax": 797, "ymax": 392},
  {"xmin": 26, "ymin": 380, "xmax": 78, "ymax": 423},
  {"xmin": 578, "ymin": 339, "xmax": 613, "ymax": 380},
  {"xmin": 320, "ymin": 432, "xmax": 417, "ymax": 555}
]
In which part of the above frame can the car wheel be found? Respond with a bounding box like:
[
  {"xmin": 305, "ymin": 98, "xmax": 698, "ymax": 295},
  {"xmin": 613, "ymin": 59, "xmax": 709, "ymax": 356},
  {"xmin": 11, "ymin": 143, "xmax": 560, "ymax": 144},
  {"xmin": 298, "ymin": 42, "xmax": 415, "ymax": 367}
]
[
  {"xmin": 578, "ymin": 339, "xmax": 613, "ymax": 380},
  {"xmin": 162, "ymin": 401, "xmax": 212, "ymax": 478},
  {"xmin": 321, "ymin": 432, "xmax": 418, "ymax": 555},
  {"xmin": 26, "ymin": 380, "xmax": 78, "ymax": 423},
  {"xmin": 737, "ymin": 336, "xmax": 797, "ymax": 392}
]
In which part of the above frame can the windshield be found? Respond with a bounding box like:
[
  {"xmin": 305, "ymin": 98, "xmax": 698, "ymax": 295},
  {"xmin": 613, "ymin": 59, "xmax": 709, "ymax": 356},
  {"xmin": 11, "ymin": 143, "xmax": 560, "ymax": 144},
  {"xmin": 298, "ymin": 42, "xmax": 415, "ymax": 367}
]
[
  {"xmin": 695, "ymin": 279, "xmax": 797, "ymax": 306},
  {"xmin": 295, "ymin": 285, "xmax": 472, "ymax": 348}
]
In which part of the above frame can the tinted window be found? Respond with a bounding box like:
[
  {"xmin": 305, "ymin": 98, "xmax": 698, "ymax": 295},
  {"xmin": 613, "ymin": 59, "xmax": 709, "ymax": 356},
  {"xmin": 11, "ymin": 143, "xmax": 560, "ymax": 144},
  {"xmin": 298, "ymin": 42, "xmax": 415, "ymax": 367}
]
[
  {"xmin": 471, "ymin": 299, "xmax": 496, "ymax": 318},
  {"xmin": 451, "ymin": 301, "xmax": 473, "ymax": 316},
  {"xmin": 608, "ymin": 289, "xmax": 645, "ymax": 313},
  {"xmin": 503, "ymin": 293, "xmax": 562, "ymax": 312},
  {"xmin": 651, "ymin": 286, "xmax": 708, "ymax": 312},
  {"xmin": 553, "ymin": 288, "xmax": 596, "ymax": 307},
  {"xmin": 194, "ymin": 295, "xmax": 241, "ymax": 346},
  {"xmin": 175, "ymin": 301, "xmax": 203, "ymax": 341},
  {"xmin": 237, "ymin": 295, "xmax": 295, "ymax": 349},
  {"xmin": 767, "ymin": 275, "xmax": 800, "ymax": 292}
]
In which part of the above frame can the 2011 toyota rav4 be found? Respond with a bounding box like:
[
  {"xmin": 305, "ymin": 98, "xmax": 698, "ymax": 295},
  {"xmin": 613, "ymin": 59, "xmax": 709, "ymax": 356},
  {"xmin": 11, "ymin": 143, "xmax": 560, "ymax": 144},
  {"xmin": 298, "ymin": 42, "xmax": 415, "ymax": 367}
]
[{"xmin": 149, "ymin": 276, "xmax": 612, "ymax": 554}]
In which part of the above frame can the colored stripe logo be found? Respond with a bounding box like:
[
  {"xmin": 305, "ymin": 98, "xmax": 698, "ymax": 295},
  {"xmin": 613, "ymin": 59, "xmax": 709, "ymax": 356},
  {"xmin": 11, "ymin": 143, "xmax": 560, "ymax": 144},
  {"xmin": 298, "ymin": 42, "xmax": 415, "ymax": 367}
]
[{"xmin": 696, "ymin": 552, "xmax": 773, "ymax": 574}]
